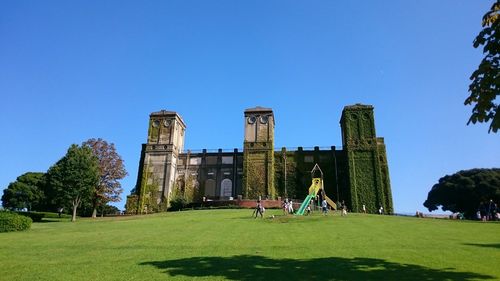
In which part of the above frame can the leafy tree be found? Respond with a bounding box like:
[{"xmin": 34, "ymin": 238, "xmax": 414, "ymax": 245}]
[
  {"xmin": 82, "ymin": 138, "xmax": 127, "ymax": 218},
  {"xmin": 46, "ymin": 144, "xmax": 99, "ymax": 222},
  {"xmin": 423, "ymin": 168, "xmax": 500, "ymax": 218},
  {"xmin": 1, "ymin": 172, "xmax": 45, "ymax": 211},
  {"xmin": 465, "ymin": 1, "xmax": 500, "ymax": 133}
]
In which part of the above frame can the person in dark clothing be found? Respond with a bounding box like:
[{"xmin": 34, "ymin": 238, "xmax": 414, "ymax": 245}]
[{"xmin": 254, "ymin": 200, "xmax": 263, "ymax": 218}]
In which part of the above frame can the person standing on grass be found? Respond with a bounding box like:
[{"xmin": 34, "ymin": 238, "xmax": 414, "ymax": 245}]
[
  {"xmin": 283, "ymin": 199, "xmax": 289, "ymax": 215},
  {"xmin": 322, "ymin": 199, "xmax": 328, "ymax": 215},
  {"xmin": 487, "ymin": 199, "xmax": 496, "ymax": 221},
  {"xmin": 340, "ymin": 200, "xmax": 347, "ymax": 216},
  {"xmin": 254, "ymin": 200, "xmax": 263, "ymax": 218},
  {"xmin": 306, "ymin": 205, "xmax": 311, "ymax": 216},
  {"xmin": 362, "ymin": 204, "xmax": 366, "ymax": 214}
]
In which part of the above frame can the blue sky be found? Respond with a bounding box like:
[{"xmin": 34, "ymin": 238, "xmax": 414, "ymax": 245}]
[{"xmin": 1, "ymin": 1, "xmax": 498, "ymax": 213}]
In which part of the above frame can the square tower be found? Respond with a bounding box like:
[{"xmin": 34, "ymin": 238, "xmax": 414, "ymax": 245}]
[
  {"xmin": 340, "ymin": 104, "xmax": 393, "ymax": 214},
  {"xmin": 135, "ymin": 110, "xmax": 186, "ymax": 212},
  {"xmin": 242, "ymin": 106, "xmax": 276, "ymax": 199}
]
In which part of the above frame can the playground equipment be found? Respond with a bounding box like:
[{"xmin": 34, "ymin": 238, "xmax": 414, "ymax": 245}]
[{"xmin": 296, "ymin": 164, "xmax": 337, "ymax": 215}]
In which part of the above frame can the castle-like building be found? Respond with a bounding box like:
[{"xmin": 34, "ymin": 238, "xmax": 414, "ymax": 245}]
[{"xmin": 126, "ymin": 104, "xmax": 393, "ymax": 214}]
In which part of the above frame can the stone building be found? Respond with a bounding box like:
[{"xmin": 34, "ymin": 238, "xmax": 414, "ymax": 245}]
[{"xmin": 126, "ymin": 104, "xmax": 393, "ymax": 214}]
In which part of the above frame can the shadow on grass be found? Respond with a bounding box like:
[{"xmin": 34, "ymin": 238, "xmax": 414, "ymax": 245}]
[
  {"xmin": 140, "ymin": 255, "xmax": 494, "ymax": 281},
  {"xmin": 463, "ymin": 243, "xmax": 500, "ymax": 249}
]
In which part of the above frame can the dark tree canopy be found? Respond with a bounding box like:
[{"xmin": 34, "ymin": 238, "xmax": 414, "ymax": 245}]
[
  {"xmin": 45, "ymin": 144, "xmax": 99, "ymax": 222},
  {"xmin": 465, "ymin": 1, "xmax": 500, "ymax": 133},
  {"xmin": 423, "ymin": 168, "xmax": 500, "ymax": 218},
  {"xmin": 82, "ymin": 138, "xmax": 127, "ymax": 218},
  {"xmin": 1, "ymin": 172, "xmax": 45, "ymax": 211}
]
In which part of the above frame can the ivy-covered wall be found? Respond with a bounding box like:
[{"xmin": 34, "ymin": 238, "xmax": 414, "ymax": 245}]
[
  {"xmin": 341, "ymin": 104, "xmax": 394, "ymax": 214},
  {"xmin": 242, "ymin": 145, "xmax": 275, "ymax": 199},
  {"xmin": 242, "ymin": 107, "xmax": 276, "ymax": 200}
]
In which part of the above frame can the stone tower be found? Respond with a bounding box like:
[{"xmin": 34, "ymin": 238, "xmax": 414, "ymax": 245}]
[
  {"xmin": 135, "ymin": 110, "xmax": 186, "ymax": 212},
  {"xmin": 340, "ymin": 104, "xmax": 393, "ymax": 214},
  {"xmin": 242, "ymin": 106, "xmax": 276, "ymax": 199}
]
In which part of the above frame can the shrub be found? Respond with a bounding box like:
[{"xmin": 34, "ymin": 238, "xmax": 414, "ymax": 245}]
[
  {"xmin": 37, "ymin": 212, "xmax": 71, "ymax": 219},
  {"xmin": 0, "ymin": 212, "xmax": 32, "ymax": 232},
  {"xmin": 15, "ymin": 211, "xmax": 45, "ymax": 222},
  {"xmin": 169, "ymin": 197, "xmax": 187, "ymax": 211}
]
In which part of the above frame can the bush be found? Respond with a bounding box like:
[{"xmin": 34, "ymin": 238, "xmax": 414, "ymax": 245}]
[
  {"xmin": 0, "ymin": 212, "xmax": 32, "ymax": 232},
  {"xmin": 169, "ymin": 197, "xmax": 187, "ymax": 211},
  {"xmin": 37, "ymin": 212, "xmax": 71, "ymax": 219},
  {"xmin": 15, "ymin": 211, "xmax": 45, "ymax": 222}
]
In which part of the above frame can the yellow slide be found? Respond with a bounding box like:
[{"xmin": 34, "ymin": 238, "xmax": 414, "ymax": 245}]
[{"xmin": 308, "ymin": 178, "xmax": 322, "ymax": 196}]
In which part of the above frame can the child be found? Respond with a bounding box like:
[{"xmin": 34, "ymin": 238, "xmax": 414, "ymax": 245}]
[
  {"xmin": 254, "ymin": 200, "xmax": 263, "ymax": 218},
  {"xmin": 322, "ymin": 199, "xmax": 328, "ymax": 215}
]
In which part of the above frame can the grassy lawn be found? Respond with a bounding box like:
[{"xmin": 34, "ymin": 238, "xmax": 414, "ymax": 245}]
[{"xmin": 0, "ymin": 209, "xmax": 499, "ymax": 281}]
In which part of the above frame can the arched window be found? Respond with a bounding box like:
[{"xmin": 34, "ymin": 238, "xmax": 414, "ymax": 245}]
[
  {"xmin": 204, "ymin": 179, "xmax": 216, "ymax": 197},
  {"xmin": 220, "ymin": 178, "xmax": 232, "ymax": 197}
]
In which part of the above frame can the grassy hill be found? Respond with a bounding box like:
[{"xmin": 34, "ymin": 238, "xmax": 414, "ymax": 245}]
[{"xmin": 0, "ymin": 209, "xmax": 499, "ymax": 281}]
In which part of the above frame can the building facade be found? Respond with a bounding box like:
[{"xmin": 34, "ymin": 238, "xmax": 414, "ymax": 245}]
[{"xmin": 126, "ymin": 104, "xmax": 393, "ymax": 214}]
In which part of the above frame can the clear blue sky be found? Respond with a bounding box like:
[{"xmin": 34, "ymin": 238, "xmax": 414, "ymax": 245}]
[{"xmin": 1, "ymin": 1, "xmax": 498, "ymax": 214}]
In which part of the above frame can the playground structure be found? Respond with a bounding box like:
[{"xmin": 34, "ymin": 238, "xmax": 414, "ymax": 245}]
[{"xmin": 296, "ymin": 164, "xmax": 337, "ymax": 215}]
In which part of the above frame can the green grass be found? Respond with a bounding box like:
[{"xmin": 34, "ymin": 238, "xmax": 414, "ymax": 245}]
[{"xmin": 0, "ymin": 209, "xmax": 499, "ymax": 281}]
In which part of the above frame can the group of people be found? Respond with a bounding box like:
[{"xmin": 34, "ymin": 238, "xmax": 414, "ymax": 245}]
[
  {"xmin": 477, "ymin": 199, "xmax": 498, "ymax": 221},
  {"xmin": 253, "ymin": 198, "xmax": 389, "ymax": 217}
]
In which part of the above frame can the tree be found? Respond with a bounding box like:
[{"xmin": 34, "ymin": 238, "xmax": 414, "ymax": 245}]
[
  {"xmin": 465, "ymin": 1, "xmax": 500, "ymax": 133},
  {"xmin": 423, "ymin": 168, "xmax": 500, "ymax": 218},
  {"xmin": 82, "ymin": 138, "xmax": 127, "ymax": 218},
  {"xmin": 1, "ymin": 172, "xmax": 45, "ymax": 211},
  {"xmin": 46, "ymin": 144, "xmax": 99, "ymax": 222}
]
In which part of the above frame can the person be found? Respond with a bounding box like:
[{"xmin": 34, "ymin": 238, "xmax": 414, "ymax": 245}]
[
  {"xmin": 57, "ymin": 207, "xmax": 64, "ymax": 218},
  {"xmin": 480, "ymin": 201, "xmax": 487, "ymax": 221},
  {"xmin": 306, "ymin": 205, "xmax": 311, "ymax": 216},
  {"xmin": 322, "ymin": 199, "xmax": 328, "ymax": 215},
  {"xmin": 378, "ymin": 206, "xmax": 384, "ymax": 215},
  {"xmin": 340, "ymin": 200, "xmax": 347, "ymax": 216},
  {"xmin": 487, "ymin": 199, "xmax": 496, "ymax": 221},
  {"xmin": 254, "ymin": 200, "xmax": 263, "ymax": 218},
  {"xmin": 288, "ymin": 200, "xmax": 294, "ymax": 214},
  {"xmin": 362, "ymin": 204, "xmax": 366, "ymax": 214},
  {"xmin": 283, "ymin": 199, "xmax": 289, "ymax": 215}
]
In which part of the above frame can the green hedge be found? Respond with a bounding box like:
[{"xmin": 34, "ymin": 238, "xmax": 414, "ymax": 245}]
[
  {"xmin": 0, "ymin": 212, "xmax": 32, "ymax": 232},
  {"xmin": 15, "ymin": 211, "xmax": 45, "ymax": 222},
  {"xmin": 35, "ymin": 212, "xmax": 71, "ymax": 219}
]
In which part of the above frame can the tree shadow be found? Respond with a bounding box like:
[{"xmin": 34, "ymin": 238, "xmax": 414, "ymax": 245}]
[
  {"xmin": 463, "ymin": 243, "xmax": 500, "ymax": 249},
  {"xmin": 139, "ymin": 255, "xmax": 495, "ymax": 281}
]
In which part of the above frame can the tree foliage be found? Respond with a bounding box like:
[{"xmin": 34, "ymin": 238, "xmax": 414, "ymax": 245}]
[
  {"xmin": 1, "ymin": 172, "xmax": 45, "ymax": 211},
  {"xmin": 423, "ymin": 168, "xmax": 500, "ymax": 218},
  {"xmin": 465, "ymin": 1, "xmax": 500, "ymax": 133},
  {"xmin": 82, "ymin": 138, "xmax": 127, "ymax": 218},
  {"xmin": 45, "ymin": 144, "xmax": 99, "ymax": 222}
]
